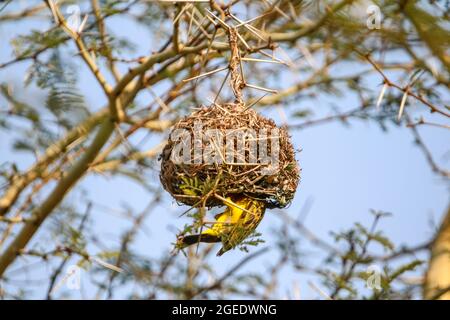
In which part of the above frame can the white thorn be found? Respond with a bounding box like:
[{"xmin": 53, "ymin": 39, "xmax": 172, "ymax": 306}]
[
  {"xmin": 376, "ymin": 83, "xmax": 388, "ymax": 110},
  {"xmin": 398, "ymin": 90, "xmax": 408, "ymax": 122}
]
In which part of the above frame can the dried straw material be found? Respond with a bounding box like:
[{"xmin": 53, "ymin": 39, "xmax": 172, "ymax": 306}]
[
  {"xmin": 160, "ymin": 103, "xmax": 300, "ymax": 209},
  {"xmin": 160, "ymin": 26, "xmax": 299, "ymax": 210}
]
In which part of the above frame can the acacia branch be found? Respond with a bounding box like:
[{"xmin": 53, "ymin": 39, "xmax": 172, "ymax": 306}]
[
  {"xmin": 0, "ymin": 77, "xmax": 144, "ymax": 276},
  {"xmin": 91, "ymin": 0, "xmax": 121, "ymax": 82},
  {"xmin": 0, "ymin": 109, "xmax": 108, "ymax": 216},
  {"xmin": 0, "ymin": 117, "xmax": 115, "ymax": 276},
  {"xmin": 45, "ymin": 1, "xmax": 113, "ymax": 98},
  {"xmin": 360, "ymin": 52, "xmax": 450, "ymax": 118}
]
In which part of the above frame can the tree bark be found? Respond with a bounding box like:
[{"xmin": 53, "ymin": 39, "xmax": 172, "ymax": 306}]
[{"xmin": 424, "ymin": 205, "xmax": 450, "ymax": 300}]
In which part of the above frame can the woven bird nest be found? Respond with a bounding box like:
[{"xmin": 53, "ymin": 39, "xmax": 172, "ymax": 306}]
[{"xmin": 160, "ymin": 102, "xmax": 300, "ymax": 209}]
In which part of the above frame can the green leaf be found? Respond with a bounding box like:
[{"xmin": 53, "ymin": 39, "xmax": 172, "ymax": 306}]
[
  {"xmin": 36, "ymin": 51, "xmax": 89, "ymax": 129},
  {"xmin": 370, "ymin": 232, "xmax": 395, "ymax": 251},
  {"xmin": 388, "ymin": 260, "xmax": 424, "ymax": 282}
]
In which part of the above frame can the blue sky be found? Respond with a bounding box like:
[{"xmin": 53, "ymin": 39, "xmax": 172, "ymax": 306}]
[{"xmin": 0, "ymin": 1, "xmax": 449, "ymax": 299}]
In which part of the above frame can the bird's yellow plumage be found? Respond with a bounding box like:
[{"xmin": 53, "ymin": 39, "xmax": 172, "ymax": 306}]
[{"xmin": 177, "ymin": 196, "xmax": 266, "ymax": 256}]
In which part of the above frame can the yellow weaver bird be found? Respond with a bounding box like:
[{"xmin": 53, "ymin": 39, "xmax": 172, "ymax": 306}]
[{"xmin": 178, "ymin": 196, "xmax": 266, "ymax": 256}]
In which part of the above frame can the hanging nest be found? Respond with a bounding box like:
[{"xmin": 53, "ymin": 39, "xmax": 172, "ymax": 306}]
[{"xmin": 159, "ymin": 102, "xmax": 300, "ymax": 209}]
